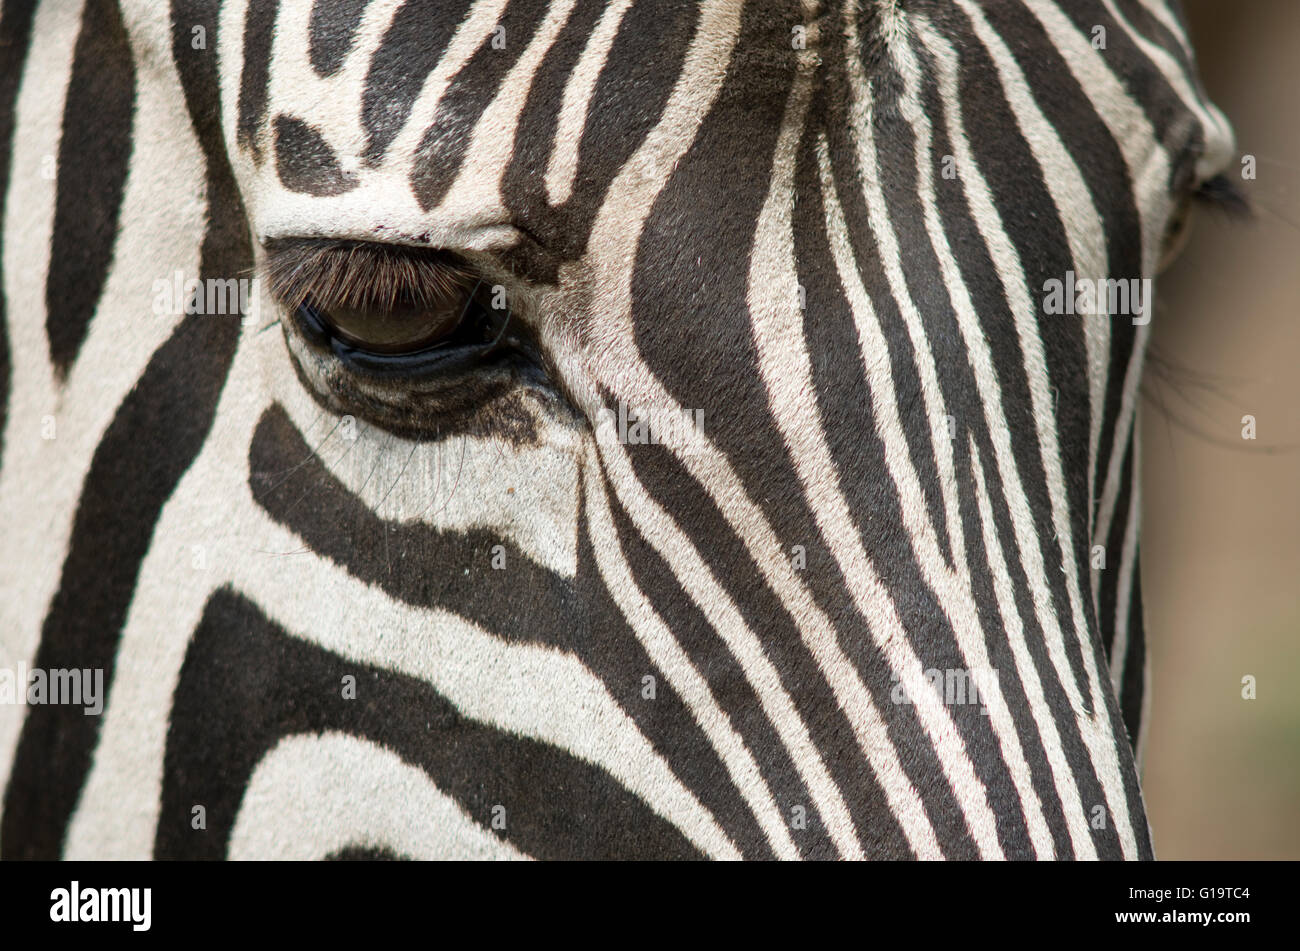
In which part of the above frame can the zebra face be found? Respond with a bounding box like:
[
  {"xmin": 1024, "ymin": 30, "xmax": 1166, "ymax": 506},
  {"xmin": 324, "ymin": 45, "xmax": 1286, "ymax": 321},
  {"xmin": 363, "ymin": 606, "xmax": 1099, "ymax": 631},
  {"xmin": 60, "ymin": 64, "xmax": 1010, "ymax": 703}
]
[{"xmin": 0, "ymin": 0, "xmax": 1237, "ymax": 859}]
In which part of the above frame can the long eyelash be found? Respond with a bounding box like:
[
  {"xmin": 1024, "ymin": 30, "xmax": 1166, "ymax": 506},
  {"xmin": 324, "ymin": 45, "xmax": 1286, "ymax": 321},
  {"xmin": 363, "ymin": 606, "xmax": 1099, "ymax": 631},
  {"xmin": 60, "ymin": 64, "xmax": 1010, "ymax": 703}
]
[
  {"xmin": 263, "ymin": 239, "xmax": 477, "ymax": 313},
  {"xmin": 1193, "ymin": 172, "xmax": 1251, "ymax": 218}
]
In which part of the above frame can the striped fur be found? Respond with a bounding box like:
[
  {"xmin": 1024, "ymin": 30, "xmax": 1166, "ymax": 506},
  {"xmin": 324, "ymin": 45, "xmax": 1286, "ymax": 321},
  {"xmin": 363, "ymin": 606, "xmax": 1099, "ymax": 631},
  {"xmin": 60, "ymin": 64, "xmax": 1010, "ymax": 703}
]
[{"xmin": 0, "ymin": 0, "xmax": 1233, "ymax": 859}]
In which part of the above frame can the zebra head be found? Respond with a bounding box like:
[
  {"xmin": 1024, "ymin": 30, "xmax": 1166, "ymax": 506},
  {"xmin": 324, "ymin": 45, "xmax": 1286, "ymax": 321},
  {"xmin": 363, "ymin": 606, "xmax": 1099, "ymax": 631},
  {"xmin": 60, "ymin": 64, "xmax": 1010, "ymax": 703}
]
[{"xmin": 0, "ymin": 0, "xmax": 1235, "ymax": 860}]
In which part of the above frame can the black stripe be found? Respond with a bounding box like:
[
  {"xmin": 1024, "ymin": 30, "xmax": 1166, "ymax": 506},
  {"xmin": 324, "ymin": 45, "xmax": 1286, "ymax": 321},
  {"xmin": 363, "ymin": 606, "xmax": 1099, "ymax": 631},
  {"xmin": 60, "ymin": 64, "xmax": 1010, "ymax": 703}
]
[
  {"xmin": 45, "ymin": 0, "xmax": 135, "ymax": 378},
  {"xmin": 989, "ymin": 1, "xmax": 1144, "ymax": 583},
  {"xmin": 0, "ymin": 0, "xmax": 251, "ymax": 859},
  {"xmin": 595, "ymin": 466, "xmax": 791, "ymax": 859},
  {"xmin": 0, "ymin": 0, "xmax": 40, "ymax": 463},
  {"xmin": 1050, "ymin": 0, "xmax": 1206, "ymax": 181},
  {"xmin": 958, "ymin": 434, "xmax": 1077, "ymax": 859},
  {"xmin": 1097, "ymin": 434, "xmax": 1135, "ymax": 661},
  {"xmin": 156, "ymin": 587, "xmax": 703, "ymax": 860},
  {"xmin": 326, "ymin": 845, "xmax": 410, "ymax": 860},
  {"xmin": 274, "ymin": 113, "xmax": 358, "ymax": 196},
  {"xmin": 235, "ymin": 0, "xmax": 279, "ymax": 161},
  {"xmin": 616, "ymin": 432, "xmax": 919, "ymax": 859},
  {"xmin": 803, "ymin": 44, "xmax": 1035, "ymax": 855},
  {"xmin": 248, "ymin": 403, "xmax": 575, "ymax": 645},
  {"xmin": 361, "ymin": 0, "xmax": 475, "ymax": 166},
  {"xmin": 248, "ymin": 403, "xmax": 773, "ymax": 857},
  {"xmin": 1113, "ymin": 0, "xmax": 1195, "ymax": 78},
  {"xmin": 937, "ymin": 5, "xmax": 1099, "ymax": 716},
  {"xmin": 501, "ymin": 0, "xmax": 699, "ymax": 264},
  {"xmin": 309, "ymin": 0, "xmax": 371, "ymax": 77},
  {"xmin": 1119, "ymin": 557, "xmax": 1145, "ymax": 747},
  {"xmin": 0, "ymin": 312, "xmax": 243, "ymax": 860},
  {"xmin": 965, "ymin": 430, "xmax": 1117, "ymax": 858},
  {"xmin": 409, "ymin": 0, "xmax": 550, "ymax": 211}
]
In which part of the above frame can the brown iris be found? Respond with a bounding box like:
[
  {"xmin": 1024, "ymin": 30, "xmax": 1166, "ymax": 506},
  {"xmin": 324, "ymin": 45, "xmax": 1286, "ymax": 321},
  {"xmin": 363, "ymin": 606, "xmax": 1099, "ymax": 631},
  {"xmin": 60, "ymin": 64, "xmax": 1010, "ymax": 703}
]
[{"xmin": 311, "ymin": 286, "xmax": 472, "ymax": 354}]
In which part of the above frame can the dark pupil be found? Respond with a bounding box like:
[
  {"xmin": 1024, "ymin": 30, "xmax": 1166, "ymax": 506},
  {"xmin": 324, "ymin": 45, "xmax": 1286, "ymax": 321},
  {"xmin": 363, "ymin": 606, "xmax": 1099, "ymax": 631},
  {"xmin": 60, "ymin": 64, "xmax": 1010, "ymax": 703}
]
[{"xmin": 313, "ymin": 290, "xmax": 470, "ymax": 355}]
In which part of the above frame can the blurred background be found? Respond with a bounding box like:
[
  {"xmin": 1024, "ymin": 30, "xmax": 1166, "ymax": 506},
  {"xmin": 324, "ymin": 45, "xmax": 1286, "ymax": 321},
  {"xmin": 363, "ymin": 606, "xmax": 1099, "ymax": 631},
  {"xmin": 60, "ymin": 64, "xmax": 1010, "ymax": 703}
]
[{"xmin": 1141, "ymin": 0, "xmax": 1299, "ymax": 859}]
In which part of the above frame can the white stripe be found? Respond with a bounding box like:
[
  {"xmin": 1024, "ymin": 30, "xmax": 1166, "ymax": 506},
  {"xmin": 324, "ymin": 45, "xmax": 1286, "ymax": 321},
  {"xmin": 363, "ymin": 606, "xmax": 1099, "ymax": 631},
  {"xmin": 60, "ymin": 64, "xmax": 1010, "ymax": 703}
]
[
  {"xmin": 582, "ymin": 451, "xmax": 798, "ymax": 859},
  {"xmin": 745, "ymin": 7, "xmax": 956, "ymax": 858},
  {"xmin": 1095, "ymin": 0, "xmax": 1235, "ymax": 183},
  {"xmin": 927, "ymin": 7, "xmax": 1141, "ymax": 856},
  {"xmin": 543, "ymin": 0, "xmax": 635, "ymax": 205},
  {"xmin": 229, "ymin": 732, "xmax": 527, "ymax": 860},
  {"xmin": 1109, "ymin": 417, "xmax": 1142, "ymax": 696},
  {"xmin": 967, "ymin": 437, "xmax": 1099, "ymax": 858},
  {"xmin": 822, "ymin": 16, "xmax": 1055, "ymax": 854}
]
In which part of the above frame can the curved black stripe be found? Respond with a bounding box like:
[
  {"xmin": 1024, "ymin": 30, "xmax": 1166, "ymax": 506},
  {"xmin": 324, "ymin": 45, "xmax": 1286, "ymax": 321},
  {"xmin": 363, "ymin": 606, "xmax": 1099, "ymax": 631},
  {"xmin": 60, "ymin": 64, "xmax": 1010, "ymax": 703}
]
[
  {"xmin": 914, "ymin": 12, "xmax": 1132, "ymax": 857},
  {"xmin": 248, "ymin": 403, "xmax": 773, "ymax": 858},
  {"xmin": 235, "ymin": 0, "xmax": 279, "ymax": 160},
  {"xmin": 616, "ymin": 432, "xmax": 919, "ymax": 859},
  {"xmin": 987, "ymin": 1, "xmax": 1144, "ymax": 587},
  {"xmin": 957, "ymin": 434, "xmax": 1077, "ymax": 859},
  {"xmin": 932, "ymin": 10, "xmax": 1153, "ymax": 858},
  {"xmin": 156, "ymin": 587, "xmax": 702, "ymax": 860},
  {"xmin": 932, "ymin": 6, "xmax": 1098, "ymax": 716},
  {"xmin": 1093, "ymin": 322, "xmax": 1137, "ymax": 549},
  {"xmin": 0, "ymin": 0, "xmax": 40, "ymax": 463},
  {"xmin": 274, "ymin": 114, "xmax": 358, "ymax": 196},
  {"xmin": 361, "ymin": 0, "xmax": 475, "ymax": 166},
  {"xmin": 309, "ymin": 0, "xmax": 371, "ymax": 77},
  {"xmin": 801, "ymin": 51, "xmax": 1035, "ymax": 854},
  {"xmin": 249, "ymin": 403, "xmax": 575, "ymax": 645},
  {"xmin": 45, "ymin": 0, "xmax": 135, "ymax": 378},
  {"xmin": 1050, "ymin": 0, "xmax": 1206, "ymax": 184},
  {"xmin": 966, "ymin": 429, "xmax": 1121, "ymax": 858},
  {"xmin": 898, "ymin": 34, "xmax": 1092, "ymax": 857},
  {"xmin": 0, "ymin": 0, "xmax": 251, "ymax": 860},
  {"xmin": 499, "ymin": 0, "xmax": 620, "ymax": 265},
  {"xmin": 595, "ymin": 466, "xmax": 795, "ymax": 859},
  {"xmin": 1113, "ymin": 0, "xmax": 1195, "ymax": 78},
  {"xmin": 409, "ymin": 0, "xmax": 549, "ymax": 211},
  {"xmin": 624, "ymin": 3, "xmax": 940, "ymax": 859},
  {"xmin": 0, "ymin": 313, "xmax": 243, "ymax": 860},
  {"xmin": 567, "ymin": 0, "xmax": 698, "ymax": 220},
  {"xmin": 1097, "ymin": 434, "xmax": 1135, "ymax": 661}
]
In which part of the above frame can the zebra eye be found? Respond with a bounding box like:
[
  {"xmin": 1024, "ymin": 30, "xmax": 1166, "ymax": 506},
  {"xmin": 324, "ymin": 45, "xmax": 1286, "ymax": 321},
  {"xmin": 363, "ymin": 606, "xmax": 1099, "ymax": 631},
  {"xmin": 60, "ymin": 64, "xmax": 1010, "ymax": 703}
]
[
  {"xmin": 265, "ymin": 239, "xmax": 499, "ymax": 358},
  {"xmin": 295, "ymin": 291, "xmax": 472, "ymax": 355}
]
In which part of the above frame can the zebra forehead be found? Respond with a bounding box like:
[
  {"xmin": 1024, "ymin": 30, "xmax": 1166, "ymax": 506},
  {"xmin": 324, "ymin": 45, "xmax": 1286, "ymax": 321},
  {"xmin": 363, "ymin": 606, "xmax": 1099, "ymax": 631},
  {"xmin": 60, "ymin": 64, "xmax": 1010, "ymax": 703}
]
[{"xmin": 140, "ymin": 0, "xmax": 1231, "ymax": 368}]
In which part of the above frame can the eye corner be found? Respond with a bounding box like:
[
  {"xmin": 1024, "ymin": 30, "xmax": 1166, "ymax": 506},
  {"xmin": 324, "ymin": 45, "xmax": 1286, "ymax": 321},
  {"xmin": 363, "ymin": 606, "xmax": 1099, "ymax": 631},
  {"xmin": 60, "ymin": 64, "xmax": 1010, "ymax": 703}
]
[{"xmin": 1192, "ymin": 172, "xmax": 1252, "ymax": 218}]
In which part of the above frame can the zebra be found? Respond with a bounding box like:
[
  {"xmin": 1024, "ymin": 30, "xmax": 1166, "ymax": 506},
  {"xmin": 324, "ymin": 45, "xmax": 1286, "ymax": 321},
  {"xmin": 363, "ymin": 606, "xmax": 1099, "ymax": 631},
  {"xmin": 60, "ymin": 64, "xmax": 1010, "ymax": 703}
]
[{"xmin": 0, "ymin": 0, "xmax": 1239, "ymax": 860}]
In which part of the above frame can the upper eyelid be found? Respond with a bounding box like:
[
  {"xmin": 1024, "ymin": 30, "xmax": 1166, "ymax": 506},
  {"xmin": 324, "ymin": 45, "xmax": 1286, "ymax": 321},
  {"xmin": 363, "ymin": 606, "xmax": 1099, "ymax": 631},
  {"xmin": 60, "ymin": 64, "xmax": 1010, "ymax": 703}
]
[{"xmin": 261, "ymin": 238, "xmax": 480, "ymax": 312}]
